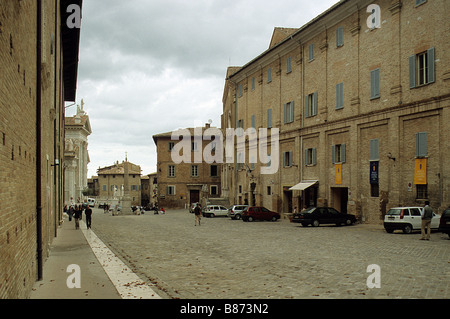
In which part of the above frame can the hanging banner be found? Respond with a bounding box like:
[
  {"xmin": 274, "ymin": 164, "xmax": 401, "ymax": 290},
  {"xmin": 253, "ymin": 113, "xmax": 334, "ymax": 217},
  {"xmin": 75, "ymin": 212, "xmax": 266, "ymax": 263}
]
[
  {"xmin": 335, "ymin": 164, "xmax": 342, "ymax": 185},
  {"xmin": 370, "ymin": 161, "xmax": 379, "ymax": 184},
  {"xmin": 414, "ymin": 158, "xmax": 427, "ymax": 185}
]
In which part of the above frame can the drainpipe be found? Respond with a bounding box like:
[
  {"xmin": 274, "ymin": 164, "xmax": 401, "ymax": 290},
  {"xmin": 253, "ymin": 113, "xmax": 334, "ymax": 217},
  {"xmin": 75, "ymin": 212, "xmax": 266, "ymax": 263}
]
[{"xmin": 36, "ymin": 0, "xmax": 43, "ymax": 281}]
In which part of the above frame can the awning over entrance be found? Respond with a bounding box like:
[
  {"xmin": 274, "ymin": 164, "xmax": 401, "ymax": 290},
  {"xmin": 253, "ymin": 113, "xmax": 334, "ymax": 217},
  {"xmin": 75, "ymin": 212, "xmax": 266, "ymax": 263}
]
[{"xmin": 289, "ymin": 180, "xmax": 318, "ymax": 191}]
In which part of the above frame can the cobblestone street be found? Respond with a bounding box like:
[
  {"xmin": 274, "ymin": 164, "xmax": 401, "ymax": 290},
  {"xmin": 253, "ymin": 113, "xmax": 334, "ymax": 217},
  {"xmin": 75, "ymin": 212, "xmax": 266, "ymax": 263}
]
[{"xmin": 89, "ymin": 208, "xmax": 449, "ymax": 299}]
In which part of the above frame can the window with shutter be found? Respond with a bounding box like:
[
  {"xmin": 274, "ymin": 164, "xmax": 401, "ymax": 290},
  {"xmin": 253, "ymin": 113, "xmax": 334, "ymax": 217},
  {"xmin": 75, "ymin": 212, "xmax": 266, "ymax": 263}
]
[
  {"xmin": 409, "ymin": 47, "xmax": 435, "ymax": 88},
  {"xmin": 267, "ymin": 68, "xmax": 272, "ymax": 83},
  {"xmin": 286, "ymin": 57, "xmax": 292, "ymax": 73},
  {"xmin": 416, "ymin": 132, "xmax": 427, "ymax": 157},
  {"xmin": 370, "ymin": 68, "xmax": 380, "ymax": 99},
  {"xmin": 308, "ymin": 44, "xmax": 314, "ymax": 61},
  {"xmin": 336, "ymin": 82, "xmax": 344, "ymax": 109},
  {"xmin": 267, "ymin": 109, "xmax": 272, "ymax": 128},
  {"xmin": 336, "ymin": 27, "xmax": 343, "ymax": 47},
  {"xmin": 370, "ymin": 139, "xmax": 379, "ymax": 161}
]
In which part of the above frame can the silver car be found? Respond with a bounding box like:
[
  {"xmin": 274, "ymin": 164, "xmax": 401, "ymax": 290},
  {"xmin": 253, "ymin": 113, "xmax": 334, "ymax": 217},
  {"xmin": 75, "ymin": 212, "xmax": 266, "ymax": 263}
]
[
  {"xmin": 203, "ymin": 205, "xmax": 229, "ymax": 217},
  {"xmin": 227, "ymin": 205, "xmax": 249, "ymax": 220}
]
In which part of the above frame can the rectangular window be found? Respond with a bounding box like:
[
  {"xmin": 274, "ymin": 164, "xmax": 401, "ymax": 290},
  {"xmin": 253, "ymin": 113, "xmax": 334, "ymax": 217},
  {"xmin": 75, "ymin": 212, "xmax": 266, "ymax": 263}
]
[
  {"xmin": 286, "ymin": 56, "xmax": 292, "ymax": 73},
  {"xmin": 251, "ymin": 115, "xmax": 255, "ymax": 128},
  {"xmin": 267, "ymin": 186, "xmax": 271, "ymax": 196},
  {"xmin": 168, "ymin": 165, "xmax": 176, "ymax": 177},
  {"xmin": 370, "ymin": 139, "xmax": 379, "ymax": 161},
  {"xmin": 370, "ymin": 68, "xmax": 380, "ymax": 99},
  {"xmin": 284, "ymin": 101, "xmax": 294, "ymax": 124},
  {"xmin": 305, "ymin": 148, "xmax": 317, "ymax": 166},
  {"xmin": 336, "ymin": 82, "xmax": 344, "ymax": 109},
  {"xmin": 416, "ymin": 132, "xmax": 427, "ymax": 157},
  {"xmin": 305, "ymin": 92, "xmax": 318, "ymax": 117},
  {"xmin": 191, "ymin": 165, "xmax": 199, "ymax": 177},
  {"xmin": 283, "ymin": 151, "xmax": 293, "ymax": 168},
  {"xmin": 267, "ymin": 68, "xmax": 272, "ymax": 83},
  {"xmin": 167, "ymin": 186, "xmax": 176, "ymax": 196},
  {"xmin": 251, "ymin": 77, "xmax": 255, "ymax": 91},
  {"xmin": 210, "ymin": 165, "xmax": 218, "ymax": 177},
  {"xmin": 238, "ymin": 84, "xmax": 243, "ymax": 97},
  {"xmin": 267, "ymin": 109, "xmax": 272, "ymax": 128},
  {"xmin": 409, "ymin": 48, "xmax": 435, "ymax": 88},
  {"xmin": 336, "ymin": 26, "xmax": 344, "ymax": 47},
  {"xmin": 416, "ymin": 184, "xmax": 428, "ymax": 199},
  {"xmin": 371, "ymin": 184, "xmax": 379, "ymax": 197},
  {"xmin": 332, "ymin": 144, "xmax": 346, "ymax": 164},
  {"xmin": 102, "ymin": 185, "xmax": 106, "ymax": 191},
  {"xmin": 308, "ymin": 44, "xmax": 314, "ymax": 61},
  {"xmin": 210, "ymin": 185, "xmax": 218, "ymax": 196},
  {"xmin": 191, "ymin": 142, "xmax": 198, "ymax": 152},
  {"xmin": 168, "ymin": 142, "xmax": 175, "ymax": 151}
]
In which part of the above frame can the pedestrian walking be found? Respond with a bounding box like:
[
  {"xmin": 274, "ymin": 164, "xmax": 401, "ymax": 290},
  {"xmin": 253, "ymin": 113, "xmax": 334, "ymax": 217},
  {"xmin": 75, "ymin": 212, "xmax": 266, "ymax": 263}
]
[
  {"xmin": 420, "ymin": 201, "xmax": 433, "ymax": 240},
  {"xmin": 74, "ymin": 205, "xmax": 81, "ymax": 229},
  {"xmin": 85, "ymin": 204, "xmax": 92, "ymax": 229},
  {"xmin": 194, "ymin": 203, "xmax": 202, "ymax": 226},
  {"xmin": 68, "ymin": 205, "xmax": 74, "ymax": 221}
]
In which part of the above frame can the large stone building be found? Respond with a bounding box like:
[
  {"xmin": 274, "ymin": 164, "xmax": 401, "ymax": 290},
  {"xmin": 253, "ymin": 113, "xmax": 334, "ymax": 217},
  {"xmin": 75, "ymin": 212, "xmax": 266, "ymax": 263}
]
[
  {"xmin": 222, "ymin": 0, "xmax": 450, "ymax": 223},
  {"xmin": 97, "ymin": 160, "xmax": 142, "ymax": 206},
  {"xmin": 0, "ymin": 0, "xmax": 83, "ymax": 298},
  {"xmin": 64, "ymin": 100, "xmax": 92, "ymax": 205},
  {"xmin": 153, "ymin": 124, "xmax": 222, "ymax": 209}
]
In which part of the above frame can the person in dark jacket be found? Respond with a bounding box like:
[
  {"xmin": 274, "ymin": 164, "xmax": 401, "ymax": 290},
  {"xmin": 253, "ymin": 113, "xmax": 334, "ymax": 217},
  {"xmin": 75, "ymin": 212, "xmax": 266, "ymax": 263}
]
[
  {"xmin": 421, "ymin": 201, "xmax": 434, "ymax": 240},
  {"xmin": 85, "ymin": 205, "xmax": 92, "ymax": 229}
]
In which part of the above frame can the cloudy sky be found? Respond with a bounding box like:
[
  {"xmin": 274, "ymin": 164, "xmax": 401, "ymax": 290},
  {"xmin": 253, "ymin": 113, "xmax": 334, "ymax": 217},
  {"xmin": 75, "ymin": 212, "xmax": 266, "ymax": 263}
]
[{"xmin": 67, "ymin": 0, "xmax": 339, "ymax": 177}]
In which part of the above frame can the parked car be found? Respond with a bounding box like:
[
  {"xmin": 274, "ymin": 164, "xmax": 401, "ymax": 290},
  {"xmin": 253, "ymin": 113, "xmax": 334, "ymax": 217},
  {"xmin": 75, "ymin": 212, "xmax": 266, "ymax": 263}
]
[
  {"xmin": 242, "ymin": 206, "xmax": 280, "ymax": 222},
  {"xmin": 292, "ymin": 207, "xmax": 356, "ymax": 227},
  {"xmin": 438, "ymin": 207, "xmax": 450, "ymax": 238},
  {"xmin": 203, "ymin": 205, "xmax": 229, "ymax": 217},
  {"xmin": 228, "ymin": 205, "xmax": 249, "ymax": 220},
  {"xmin": 384, "ymin": 206, "xmax": 441, "ymax": 234}
]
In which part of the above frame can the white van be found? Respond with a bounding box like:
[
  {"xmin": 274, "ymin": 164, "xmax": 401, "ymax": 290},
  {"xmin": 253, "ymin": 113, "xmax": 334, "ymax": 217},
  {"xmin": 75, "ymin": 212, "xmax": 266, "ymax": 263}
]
[{"xmin": 87, "ymin": 198, "xmax": 96, "ymax": 207}]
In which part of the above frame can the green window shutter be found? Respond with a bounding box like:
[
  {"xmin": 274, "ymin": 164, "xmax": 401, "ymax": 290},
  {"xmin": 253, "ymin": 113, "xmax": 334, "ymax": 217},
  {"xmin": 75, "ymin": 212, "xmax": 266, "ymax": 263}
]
[
  {"xmin": 251, "ymin": 77, "xmax": 255, "ymax": 90},
  {"xmin": 336, "ymin": 27, "xmax": 343, "ymax": 47},
  {"xmin": 287, "ymin": 57, "xmax": 292, "ymax": 73},
  {"xmin": 251, "ymin": 115, "xmax": 255, "ymax": 128},
  {"xmin": 283, "ymin": 152, "xmax": 286, "ymax": 168},
  {"xmin": 305, "ymin": 149, "xmax": 309, "ymax": 165},
  {"xmin": 371, "ymin": 69, "xmax": 380, "ymax": 98},
  {"xmin": 409, "ymin": 55, "xmax": 416, "ymax": 89},
  {"xmin": 289, "ymin": 151, "xmax": 293, "ymax": 166},
  {"xmin": 267, "ymin": 109, "xmax": 272, "ymax": 128},
  {"xmin": 313, "ymin": 92, "xmax": 318, "ymax": 116},
  {"xmin": 309, "ymin": 44, "xmax": 314, "ymax": 61},
  {"xmin": 427, "ymin": 47, "xmax": 435, "ymax": 84},
  {"xmin": 416, "ymin": 132, "xmax": 427, "ymax": 157},
  {"xmin": 267, "ymin": 68, "xmax": 272, "ymax": 83},
  {"xmin": 290, "ymin": 101, "xmax": 294, "ymax": 122},
  {"xmin": 304, "ymin": 95, "xmax": 309, "ymax": 118},
  {"xmin": 370, "ymin": 139, "xmax": 379, "ymax": 161},
  {"xmin": 312, "ymin": 148, "xmax": 317, "ymax": 165},
  {"xmin": 283, "ymin": 103, "xmax": 287, "ymax": 124},
  {"xmin": 336, "ymin": 83, "xmax": 344, "ymax": 109},
  {"xmin": 341, "ymin": 144, "xmax": 346, "ymax": 163}
]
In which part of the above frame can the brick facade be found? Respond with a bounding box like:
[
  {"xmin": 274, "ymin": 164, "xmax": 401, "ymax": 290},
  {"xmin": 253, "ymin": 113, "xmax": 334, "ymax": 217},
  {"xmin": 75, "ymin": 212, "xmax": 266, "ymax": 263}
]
[
  {"xmin": 222, "ymin": 0, "xmax": 450, "ymax": 222},
  {"xmin": 0, "ymin": 0, "xmax": 82, "ymax": 298},
  {"xmin": 153, "ymin": 125, "xmax": 222, "ymax": 209}
]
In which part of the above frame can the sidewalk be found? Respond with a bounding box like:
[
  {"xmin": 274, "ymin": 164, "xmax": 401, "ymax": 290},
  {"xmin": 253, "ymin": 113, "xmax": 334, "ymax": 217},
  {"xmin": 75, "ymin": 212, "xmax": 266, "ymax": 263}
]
[{"xmin": 29, "ymin": 217, "xmax": 122, "ymax": 299}]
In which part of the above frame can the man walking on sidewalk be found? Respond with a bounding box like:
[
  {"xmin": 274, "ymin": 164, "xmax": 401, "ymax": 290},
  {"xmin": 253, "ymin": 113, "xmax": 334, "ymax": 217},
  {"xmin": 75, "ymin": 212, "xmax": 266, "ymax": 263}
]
[
  {"xmin": 421, "ymin": 201, "xmax": 433, "ymax": 240},
  {"xmin": 85, "ymin": 204, "xmax": 93, "ymax": 229}
]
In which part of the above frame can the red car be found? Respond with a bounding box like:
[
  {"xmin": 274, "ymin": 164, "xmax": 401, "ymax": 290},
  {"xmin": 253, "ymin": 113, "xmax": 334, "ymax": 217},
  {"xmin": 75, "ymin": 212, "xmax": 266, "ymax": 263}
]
[{"xmin": 242, "ymin": 206, "xmax": 280, "ymax": 222}]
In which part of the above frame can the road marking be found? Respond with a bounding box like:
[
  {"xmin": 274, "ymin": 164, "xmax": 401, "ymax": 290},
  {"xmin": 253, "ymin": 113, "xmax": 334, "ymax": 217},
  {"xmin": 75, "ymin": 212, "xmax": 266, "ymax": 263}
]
[{"xmin": 80, "ymin": 221, "xmax": 162, "ymax": 299}]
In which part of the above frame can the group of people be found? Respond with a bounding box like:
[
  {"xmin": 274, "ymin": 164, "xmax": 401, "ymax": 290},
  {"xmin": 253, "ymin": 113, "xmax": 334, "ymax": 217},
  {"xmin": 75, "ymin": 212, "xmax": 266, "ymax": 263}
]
[{"xmin": 64, "ymin": 204, "xmax": 93, "ymax": 229}]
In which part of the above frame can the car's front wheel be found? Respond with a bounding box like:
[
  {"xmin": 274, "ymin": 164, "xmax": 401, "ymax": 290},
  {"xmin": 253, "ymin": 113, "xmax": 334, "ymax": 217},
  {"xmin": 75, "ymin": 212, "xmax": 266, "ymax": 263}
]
[
  {"xmin": 271, "ymin": 216, "xmax": 277, "ymax": 222},
  {"xmin": 312, "ymin": 220, "xmax": 320, "ymax": 227},
  {"xmin": 248, "ymin": 216, "xmax": 254, "ymax": 222},
  {"xmin": 235, "ymin": 214, "xmax": 241, "ymax": 220}
]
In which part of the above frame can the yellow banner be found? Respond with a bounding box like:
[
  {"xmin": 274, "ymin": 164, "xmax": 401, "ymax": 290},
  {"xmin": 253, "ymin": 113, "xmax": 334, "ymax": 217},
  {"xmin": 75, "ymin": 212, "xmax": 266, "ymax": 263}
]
[
  {"xmin": 414, "ymin": 158, "xmax": 427, "ymax": 185},
  {"xmin": 335, "ymin": 164, "xmax": 342, "ymax": 185}
]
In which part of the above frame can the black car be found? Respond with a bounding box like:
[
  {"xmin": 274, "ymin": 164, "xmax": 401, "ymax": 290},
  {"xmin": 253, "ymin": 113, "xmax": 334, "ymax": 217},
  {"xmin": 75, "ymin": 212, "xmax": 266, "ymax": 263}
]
[
  {"xmin": 438, "ymin": 208, "xmax": 450, "ymax": 238},
  {"xmin": 292, "ymin": 207, "xmax": 356, "ymax": 227}
]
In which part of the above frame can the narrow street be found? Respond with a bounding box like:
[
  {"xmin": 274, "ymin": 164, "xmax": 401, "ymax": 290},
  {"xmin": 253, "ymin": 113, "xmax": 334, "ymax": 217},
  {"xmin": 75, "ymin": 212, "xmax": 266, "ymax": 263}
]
[{"xmin": 89, "ymin": 208, "xmax": 450, "ymax": 299}]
